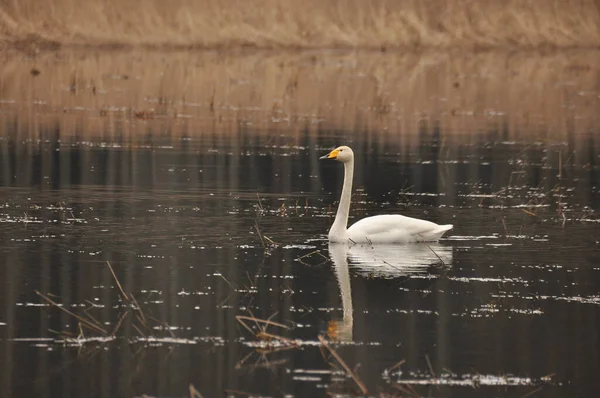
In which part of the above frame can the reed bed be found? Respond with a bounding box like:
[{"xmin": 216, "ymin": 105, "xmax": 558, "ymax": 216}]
[{"xmin": 1, "ymin": 0, "xmax": 600, "ymax": 50}]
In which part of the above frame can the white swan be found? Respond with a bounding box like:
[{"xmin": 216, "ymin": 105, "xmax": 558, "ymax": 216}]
[{"xmin": 320, "ymin": 146, "xmax": 453, "ymax": 243}]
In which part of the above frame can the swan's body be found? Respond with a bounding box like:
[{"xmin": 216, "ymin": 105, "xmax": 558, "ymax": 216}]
[
  {"xmin": 320, "ymin": 146, "xmax": 453, "ymax": 243},
  {"xmin": 345, "ymin": 214, "xmax": 452, "ymax": 244}
]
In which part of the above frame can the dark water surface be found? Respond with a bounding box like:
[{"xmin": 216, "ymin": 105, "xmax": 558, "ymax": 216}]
[
  {"xmin": 1, "ymin": 51, "xmax": 600, "ymax": 398},
  {"xmin": 0, "ymin": 131, "xmax": 598, "ymax": 398}
]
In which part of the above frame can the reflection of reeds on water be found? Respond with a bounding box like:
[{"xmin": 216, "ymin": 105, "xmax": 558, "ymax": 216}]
[
  {"xmin": 0, "ymin": 50, "xmax": 598, "ymax": 151},
  {"xmin": 2, "ymin": 0, "xmax": 600, "ymax": 50}
]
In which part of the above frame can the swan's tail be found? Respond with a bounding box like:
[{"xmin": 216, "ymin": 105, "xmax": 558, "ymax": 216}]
[{"xmin": 425, "ymin": 224, "xmax": 453, "ymax": 241}]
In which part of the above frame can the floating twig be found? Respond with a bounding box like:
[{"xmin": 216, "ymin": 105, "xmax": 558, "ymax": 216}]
[
  {"xmin": 189, "ymin": 384, "xmax": 203, "ymax": 398},
  {"xmin": 112, "ymin": 311, "xmax": 128, "ymax": 335},
  {"xmin": 296, "ymin": 250, "xmax": 329, "ymax": 266},
  {"xmin": 423, "ymin": 243, "xmax": 446, "ymax": 266},
  {"xmin": 521, "ymin": 386, "xmax": 544, "ymax": 398},
  {"xmin": 106, "ymin": 261, "xmax": 129, "ymax": 302},
  {"xmin": 35, "ymin": 290, "xmax": 108, "ymax": 335},
  {"xmin": 392, "ymin": 382, "xmax": 421, "ymax": 397},
  {"xmin": 386, "ymin": 358, "xmax": 406, "ymax": 374},
  {"xmin": 425, "ymin": 354, "xmax": 436, "ymax": 378},
  {"xmin": 318, "ymin": 335, "xmax": 368, "ymax": 395},
  {"xmin": 236, "ymin": 315, "xmax": 289, "ymax": 330}
]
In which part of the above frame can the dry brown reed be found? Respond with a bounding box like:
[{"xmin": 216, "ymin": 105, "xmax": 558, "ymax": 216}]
[
  {"xmin": 1, "ymin": 0, "xmax": 600, "ymax": 50},
  {"xmin": 36, "ymin": 290, "xmax": 109, "ymax": 336},
  {"xmin": 236, "ymin": 313, "xmax": 298, "ymax": 349},
  {"xmin": 391, "ymin": 382, "xmax": 422, "ymax": 397},
  {"xmin": 318, "ymin": 335, "xmax": 368, "ymax": 395},
  {"xmin": 1, "ymin": 49, "xmax": 599, "ymax": 153},
  {"xmin": 37, "ymin": 260, "xmax": 172, "ymax": 343},
  {"xmin": 189, "ymin": 384, "xmax": 203, "ymax": 398},
  {"xmin": 234, "ymin": 311, "xmax": 298, "ymax": 372}
]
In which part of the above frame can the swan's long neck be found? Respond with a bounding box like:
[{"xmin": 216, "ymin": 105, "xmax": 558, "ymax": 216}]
[{"xmin": 329, "ymin": 158, "xmax": 354, "ymax": 239}]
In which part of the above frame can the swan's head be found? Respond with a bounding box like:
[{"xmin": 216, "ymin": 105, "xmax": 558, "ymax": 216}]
[{"xmin": 319, "ymin": 146, "xmax": 354, "ymax": 163}]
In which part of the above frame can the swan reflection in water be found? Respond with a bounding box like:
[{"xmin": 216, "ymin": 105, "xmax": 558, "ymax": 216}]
[{"xmin": 327, "ymin": 242, "xmax": 453, "ymax": 341}]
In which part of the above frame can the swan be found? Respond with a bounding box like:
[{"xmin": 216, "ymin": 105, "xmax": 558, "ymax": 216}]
[{"xmin": 320, "ymin": 146, "xmax": 453, "ymax": 243}]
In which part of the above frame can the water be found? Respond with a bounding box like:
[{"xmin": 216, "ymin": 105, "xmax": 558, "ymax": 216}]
[{"xmin": 1, "ymin": 50, "xmax": 600, "ymax": 398}]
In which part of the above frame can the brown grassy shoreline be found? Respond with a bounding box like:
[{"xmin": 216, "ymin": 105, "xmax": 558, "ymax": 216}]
[{"xmin": 1, "ymin": 0, "xmax": 600, "ymax": 51}]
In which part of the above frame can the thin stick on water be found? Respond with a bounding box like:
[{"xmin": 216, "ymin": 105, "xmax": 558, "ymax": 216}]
[
  {"xmin": 217, "ymin": 273, "xmax": 237, "ymax": 290},
  {"xmin": 254, "ymin": 222, "xmax": 266, "ymax": 248},
  {"xmin": 265, "ymin": 310, "xmax": 280, "ymax": 328},
  {"xmin": 423, "ymin": 243, "xmax": 445, "ymax": 266},
  {"xmin": 558, "ymin": 149, "xmax": 562, "ymax": 180},
  {"xmin": 256, "ymin": 192, "xmax": 264, "ymax": 212},
  {"xmin": 521, "ymin": 386, "xmax": 544, "ymax": 398},
  {"xmin": 224, "ymin": 390, "xmax": 254, "ymax": 397},
  {"xmin": 189, "ymin": 384, "xmax": 203, "ymax": 398},
  {"xmin": 236, "ymin": 317, "xmax": 257, "ymax": 336},
  {"xmin": 244, "ymin": 271, "xmax": 257, "ymax": 290},
  {"xmin": 509, "ymin": 170, "xmax": 527, "ymax": 188},
  {"xmin": 235, "ymin": 351, "xmax": 255, "ymax": 369},
  {"xmin": 425, "ymin": 354, "xmax": 436, "ymax": 378},
  {"xmin": 235, "ymin": 315, "xmax": 289, "ymax": 330},
  {"xmin": 106, "ymin": 261, "xmax": 130, "ymax": 302},
  {"xmin": 35, "ymin": 290, "xmax": 108, "ymax": 335},
  {"xmin": 386, "ymin": 359, "xmax": 406, "ymax": 374},
  {"xmin": 403, "ymin": 382, "xmax": 421, "ymax": 397},
  {"xmin": 541, "ymin": 373, "xmax": 556, "ymax": 381},
  {"xmin": 112, "ymin": 311, "xmax": 129, "ymax": 335},
  {"xmin": 147, "ymin": 315, "xmax": 176, "ymax": 338},
  {"xmin": 425, "ymin": 354, "xmax": 440, "ymax": 391},
  {"xmin": 297, "ymin": 250, "xmax": 329, "ymax": 265},
  {"xmin": 263, "ymin": 235, "xmax": 278, "ymax": 246},
  {"xmin": 132, "ymin": 322, "xmax": 146, "ymax": 337},
  {"xmin": 521, "ymin": 209, "xmax": 538, "ymax": 217},
  {"xmin": 297, "ymin": 250, "xmax": 328, "ymax": 261},
  {"xmin": 501, "ymin": 217, "xmax": 508, "ymax": 235},
  {"xmin": 129, "ymin": 295, "xmax": 155, "ymax": 335},
  {"xmin": 318, "ymin": 335, "xmax": 368, "ymax": 395},
  {"xmin": 404, "ymin": 382, "xmax": 422, "ymax": 398},
  {"xmin": 77, "ymin": 322, "xmax": 85, "ymax": 340},
  {"xmin": 129, "ymin": 293, "xmax": 148, "ymax": 325},
  {"xmin": 83, "ymin": 306, "xmax": 104, "ymax": 328},
  {"xmin": 392, "ymin": 382, "xmax": 420, "ymax": 397},
  {"xmin": 256, "ymin": 331, "xmax": 298, "ymax": 346}
]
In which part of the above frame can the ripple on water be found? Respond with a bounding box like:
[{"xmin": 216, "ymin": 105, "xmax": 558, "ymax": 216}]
[{"xmin": 384, "ymin": 371, "xmax": 555, "ymax": 388}]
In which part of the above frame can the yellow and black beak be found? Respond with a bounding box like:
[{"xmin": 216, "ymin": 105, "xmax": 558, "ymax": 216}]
[{"xmin": 319, "ymin": 149, "xmax": 339, "ymax": 160}]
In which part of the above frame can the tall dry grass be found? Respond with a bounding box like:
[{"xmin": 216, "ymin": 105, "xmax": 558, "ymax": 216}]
[
  {"xmin": 0, "ymin": 49, "xmax": 599, "ymax": 153},
  {"xmin": 1, "ymin": 0, "xmax": 600, "ymax": 50}
]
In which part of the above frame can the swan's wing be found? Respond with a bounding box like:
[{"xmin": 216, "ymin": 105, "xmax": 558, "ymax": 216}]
[
  {"xmin": 348, "ymin": 214, "xmax": 438, "ymax": 236},
  {"xmin": 347, "ymin": 214, "xmax": 452, "ymax": 242}
]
